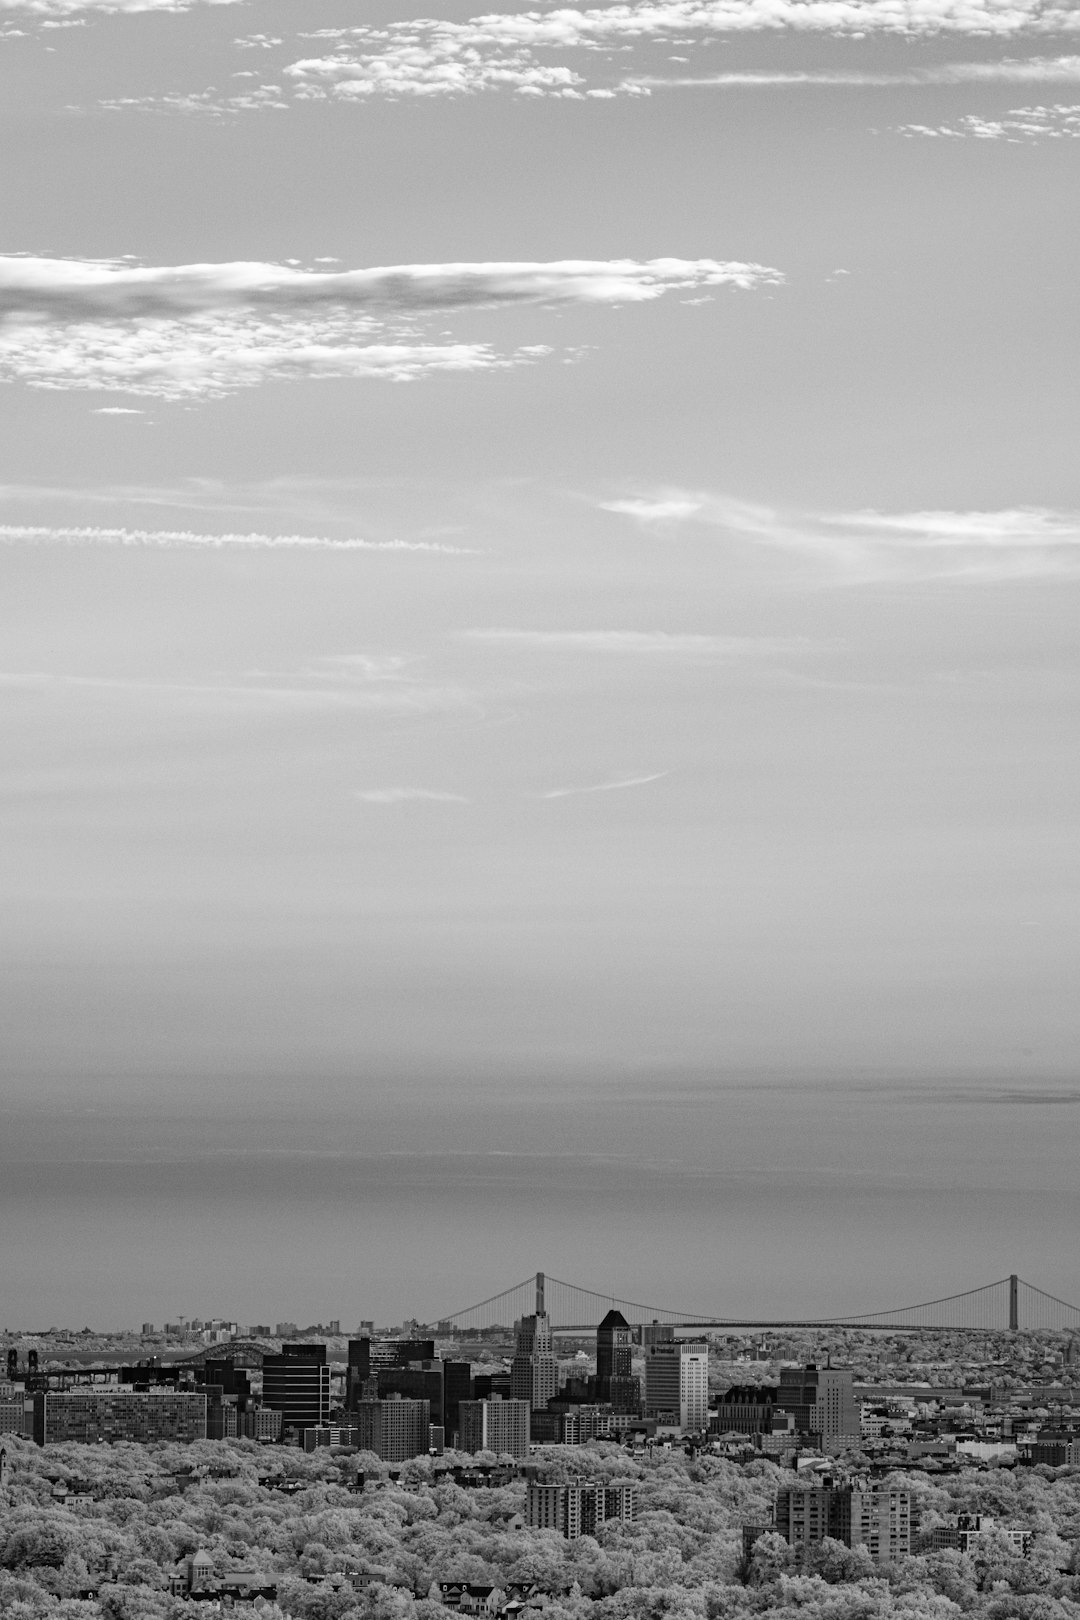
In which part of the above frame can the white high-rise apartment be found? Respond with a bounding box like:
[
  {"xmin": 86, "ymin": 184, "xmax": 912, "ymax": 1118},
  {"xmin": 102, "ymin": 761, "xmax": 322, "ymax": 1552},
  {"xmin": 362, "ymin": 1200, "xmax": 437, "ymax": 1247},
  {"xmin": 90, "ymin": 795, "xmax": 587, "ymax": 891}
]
[{"xmin": 645, "ymin": 1340, "xmax": 709, "ymax": 1432}]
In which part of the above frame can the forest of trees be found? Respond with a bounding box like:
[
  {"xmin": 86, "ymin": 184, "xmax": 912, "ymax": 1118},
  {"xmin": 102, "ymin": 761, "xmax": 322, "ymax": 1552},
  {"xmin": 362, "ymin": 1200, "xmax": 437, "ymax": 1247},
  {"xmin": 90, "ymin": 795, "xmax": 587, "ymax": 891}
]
[{"xmin": 2, "ymin": 1438, "xmax": 1080, "ymax": 1620}]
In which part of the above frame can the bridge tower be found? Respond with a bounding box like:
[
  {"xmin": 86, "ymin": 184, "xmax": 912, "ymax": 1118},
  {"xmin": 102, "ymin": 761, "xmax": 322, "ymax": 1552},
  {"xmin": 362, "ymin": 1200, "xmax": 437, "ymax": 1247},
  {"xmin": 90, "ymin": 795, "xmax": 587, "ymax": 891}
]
[
  {"xmin": 1009, "ymin": 1274, "xmax": 1019, "ymax": 1331},
  {"xmin": 536, "ymin": 1272, "xmax": 546, "ymax": 1317}
]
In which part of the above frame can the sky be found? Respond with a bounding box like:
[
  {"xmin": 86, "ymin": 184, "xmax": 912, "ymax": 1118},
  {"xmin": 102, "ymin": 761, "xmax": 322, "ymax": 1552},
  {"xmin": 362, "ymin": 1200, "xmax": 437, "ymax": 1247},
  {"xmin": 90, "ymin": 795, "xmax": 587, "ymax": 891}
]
[{"xmin": 1, "ymin": 0, "xmax": 1079, "ymax": 1331}]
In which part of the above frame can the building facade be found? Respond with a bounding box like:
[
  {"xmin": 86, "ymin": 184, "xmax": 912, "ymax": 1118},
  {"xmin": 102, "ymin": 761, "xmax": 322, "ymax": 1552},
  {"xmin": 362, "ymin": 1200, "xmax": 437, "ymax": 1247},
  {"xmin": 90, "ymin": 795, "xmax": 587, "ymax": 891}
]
[
  {"xmin": 32, "ymin": 1389, "xmax": 207, "ymax": 1446},
  {"xmin": 526, "ymin": 1480, "xmax": 638, "ymax": 1539},
  {"xmin": 775, "ymin": 1366, "xmax": 857, "ymax": 1441},
  {"xmin": 775, "ymin": 1479, "xmax": 911, "ymax": 1563},
  {"xmin": 261, "ymin": 1344, "xmax": 332, "ymax": 1436},
  {"xmin": 510, "ymin": 1313, "xmax": 558, "ymax": 1412},
  {"xmin": 353, "ymin": 1397, "xmax": 432, "ymax": 1462},
  {"xmin": 645, "ymin": 1341, "xmax": 709, "ymax": 1432},
  {"xmin": 458, "ymin": 1396, "xmax": 531, "ymax": 1459}
]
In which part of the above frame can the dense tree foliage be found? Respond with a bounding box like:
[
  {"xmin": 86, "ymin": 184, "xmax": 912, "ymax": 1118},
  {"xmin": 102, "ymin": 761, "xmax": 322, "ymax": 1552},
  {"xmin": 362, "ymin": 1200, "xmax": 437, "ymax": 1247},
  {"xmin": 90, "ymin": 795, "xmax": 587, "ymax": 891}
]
[{"xmin": 2, "ymin": 1439, "xmax": 1079, "ymax": 1620}]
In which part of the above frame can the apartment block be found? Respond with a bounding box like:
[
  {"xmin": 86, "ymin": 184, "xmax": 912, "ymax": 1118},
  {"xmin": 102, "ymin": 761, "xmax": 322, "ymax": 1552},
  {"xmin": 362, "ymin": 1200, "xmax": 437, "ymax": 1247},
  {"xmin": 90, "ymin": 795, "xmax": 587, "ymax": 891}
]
[{"xmin": 526, "ymin": 1480, "xmax": 638, "ymax": 1539}]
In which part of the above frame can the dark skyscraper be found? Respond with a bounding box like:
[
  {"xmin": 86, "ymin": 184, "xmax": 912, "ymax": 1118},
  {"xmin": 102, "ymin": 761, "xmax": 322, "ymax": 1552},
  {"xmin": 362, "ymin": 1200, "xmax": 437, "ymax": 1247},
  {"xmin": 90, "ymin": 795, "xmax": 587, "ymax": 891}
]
[
  {"xmin": 596, "ymin": 1308, "xmax": 632, "ymax": 1398},
  {"xmin": 262, "ymin": 1344, "xmax": 331, "ymax": 1435}
]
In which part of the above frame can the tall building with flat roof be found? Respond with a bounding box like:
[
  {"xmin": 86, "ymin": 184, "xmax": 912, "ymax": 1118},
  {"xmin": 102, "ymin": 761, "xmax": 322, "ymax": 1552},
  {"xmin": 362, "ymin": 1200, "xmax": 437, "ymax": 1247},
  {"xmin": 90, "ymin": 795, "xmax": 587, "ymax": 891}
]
[
  {"xmin": 353, "ymin": 1397, "xmax": 431, "ymax": 1462},
  {"xmin": 775, "ymin": 1478, "xmax": 910, "ymax": 1563},
  {"xmin": 645, "ymin": 1341, "xmax": 709, "ymax": 1432},
  {"xmin": 776, "ymin": 1366, "xmax": 857, "ymax": 1441},
  {"xmin": 526, "ymin": 1480, "xmax": 637, "ymax": 1539},
  {"xmin": 261, "ymin": 1344, "xmax": 331, "ymax": 1436},
  {"xmin": 458, "ymin": 1396, "xmax": 530, "ymax": 1459}
]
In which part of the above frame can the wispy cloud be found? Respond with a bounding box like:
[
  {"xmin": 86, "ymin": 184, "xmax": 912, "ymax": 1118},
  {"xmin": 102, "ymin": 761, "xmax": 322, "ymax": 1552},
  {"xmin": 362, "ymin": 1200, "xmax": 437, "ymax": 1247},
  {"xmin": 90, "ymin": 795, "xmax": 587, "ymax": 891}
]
[
  {"xmin": 355, "ymin": 788, "xmax": 470, "ymax": 803},
  {"xmin": 540, "ymin": 771, "xmax": 669, "ymax": 799},
  {"xmin": 629, "ymin": 54, "xmax": 1080, "ymax": 88},
  {"xmin": 463, "ymin": 629, "xmax": 801, "ymax": 655},
  {"xmin": 898, "ymin": 101, "xmax": 1080, "ymax": 138},
  {"xmin": 0, "ymin": 255, "xmax": 778, "ymax": 398},
  {"xmin": 0, "ymin": 524, "xmax": 474, "ymax": 553},
  {"xmin": 601, "ymin": 490, "xmax": 1080, "ymax": 581}
]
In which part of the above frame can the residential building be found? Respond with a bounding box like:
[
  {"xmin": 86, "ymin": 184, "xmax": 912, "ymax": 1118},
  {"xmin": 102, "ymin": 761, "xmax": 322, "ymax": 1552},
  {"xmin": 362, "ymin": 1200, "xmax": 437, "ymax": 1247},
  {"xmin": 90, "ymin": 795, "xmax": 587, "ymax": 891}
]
[
  {"xmin": 645, "ymin": 1341, "xmax": 709, "ymax": 1432},
  {"xmin": 353, "ymin": 1397, "xmax": 431, "ymax": 1463},
  {"xmin": 526, "ymin": 1480, "xmax": 637, "ymax": 1539},
  {"xmin": 775, "ymin": 1477, "xmax": 911, "ymax": 1563},
  {"xmin": 927, "ymin": 1515, "xmax": 1032, "ymax": 1558},
  {"xmin": 261, "ymin": 1344, "xmax": 331, "ymax": 1436},
  {"xmin": 458, "ymin": 1396, "xmax": 531, "ymax": 1459},
  {"xmin": 32, "ymin": 1389, "xmax": 207, "ymax": 1446}
]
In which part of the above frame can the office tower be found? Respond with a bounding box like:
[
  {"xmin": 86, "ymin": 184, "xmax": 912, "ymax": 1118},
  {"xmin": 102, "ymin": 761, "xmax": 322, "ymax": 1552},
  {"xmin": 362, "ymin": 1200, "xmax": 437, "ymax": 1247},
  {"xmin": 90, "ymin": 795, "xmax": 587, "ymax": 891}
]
[
  {"xmin": 261, "ymin": 1344, "xmax": 331, "ymax": 1436},
  {"xmin": 714, "ymin": 1385, "xmax": 777, "ymax": 1434},
  {"xmin": 526, "ymin": 1481, "xmax": 637, "ymax": 1539},
  {"xmin": 457, "ymin": 1396, "xmax": 531, "ymax": 1459},
  {"xmin": 775, "ymin": 1478, "xmax": 911, "ymax": 1562},
  {"xmin": 353, "ymin": 1397, "xmax": 431, "ymax": 1463},
  {"xmin": 32, "ymin": 1390, "xmax": 207, "ymax": 1446},
  {"xmin": 510, "ymin": 1311, "xmax": 558, "ymax": 1412},
  {"xmin": 776, "ymin": 1365, "xmax": 857, "ymax": 1441},
  {"xmin": 645, "ymin": 1341, "xmax": 709, "ymax": 1432},
  {"xmin": 347, "ymin": 1338, "xmax": 435, "ymax": 1408},
  {"xmin": 442, "ymin": 1360, "xmax": 473, "ymax": 1444},
  {"xmin": 596, "ymin": 1309, "xmax": 632, "ymax": 1398}
]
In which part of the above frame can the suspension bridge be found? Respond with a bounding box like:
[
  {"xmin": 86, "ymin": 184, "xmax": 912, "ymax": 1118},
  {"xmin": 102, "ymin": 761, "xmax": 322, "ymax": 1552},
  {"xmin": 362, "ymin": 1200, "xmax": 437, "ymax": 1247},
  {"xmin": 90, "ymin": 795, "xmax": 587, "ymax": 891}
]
[{"xmin": 431, "ymin": 1272, "xmax": 1080, "ymax": 1335}]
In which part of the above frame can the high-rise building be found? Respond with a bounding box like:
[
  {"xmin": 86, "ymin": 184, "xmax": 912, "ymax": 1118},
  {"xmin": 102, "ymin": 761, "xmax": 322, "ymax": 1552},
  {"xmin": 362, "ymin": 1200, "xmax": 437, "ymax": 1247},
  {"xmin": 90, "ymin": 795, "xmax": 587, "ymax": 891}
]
[
  {"xmin": 261, "ymin": 1344, "xmax": 331, "ymax": 1436},
  {"xmin": 376, "ymin": 1361, "xmax": 445, "ymax": 1429},
  {"xmin": 775, "ymin": 1478, "xmax": 910, "ymax": 1563},
  {"xmin": 640, "ymin": 1322, "xmax": 675, "ymax": 1349},
  {"xmin": 596, "ymin": 1309, "xmax": 632, "ymax": 1399},
  {"xmin": 510, "ymin": 1312, "xmax": 558, "ymax": 1411},
  {"xmin": 775, "ymin": 1365, "xmax": 857, "ymax": 1441},
  {"xmin": 442, "ymin": 1360, "xmax": 473, "ymax": 1445},
  {"xmin": 645, "ymin": 1341, "xmax": 709, "ymax": 1432},
  {"xmin": 457, "ymin": 1396, "xmax": 530, "ymax": 1459},
  {"xmin": 353, "ymin": 1397, "xmax": 431, "ymax": 1463},
  {"xmin": 526, "ymin": 1480, "xmax": 637, "ymax": 1539},
  {"xmin": 347, "ymin": 1338, "xmax": 435, "ymax": 1408}
]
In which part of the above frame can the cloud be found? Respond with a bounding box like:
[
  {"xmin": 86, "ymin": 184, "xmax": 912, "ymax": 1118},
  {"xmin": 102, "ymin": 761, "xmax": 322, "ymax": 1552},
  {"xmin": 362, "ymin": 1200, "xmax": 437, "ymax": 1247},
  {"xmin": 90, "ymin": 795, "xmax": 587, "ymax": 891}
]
[
  {"xmin": 92, "ymin": 405, "xmax": 143, "ymax": 414},
  {"xmin": 0, "ymin": 255, "xmax": 779, "ymax": 399},
  {"xmin": 281, "ymin": 3, "xmax": 1080, "ymax": 106},
  {"xmin": 601, "ymin": 489, "xmax": 1080, "ymax": 580},
  {"xmin": 0, "ymin": 256, "xmax": 780, "ymax": 323},
  {"xmin": 897, "ymin": 101, "xmax": 1080, "ymax": 137},
  {"xmin": 540, "ymin": 771, "xmax": 669, "ymax": 798},
  {"xmin": 600, "ymin": 496, "xmax": 705, "ymax": 521},
  {"xmin": 463, "ymin": 629, "xmax": 800, "ymax": 655},
  {"xmin": 355, "ymin": 788, "xmax": 470, "ymax": 803},
  {"xmin": 0, "ymin": 523, "xmax": 474, "ymax": 553},
  {"xmin": 630, "ymin": 55, "xmax": 1080, "ymax": 87}
]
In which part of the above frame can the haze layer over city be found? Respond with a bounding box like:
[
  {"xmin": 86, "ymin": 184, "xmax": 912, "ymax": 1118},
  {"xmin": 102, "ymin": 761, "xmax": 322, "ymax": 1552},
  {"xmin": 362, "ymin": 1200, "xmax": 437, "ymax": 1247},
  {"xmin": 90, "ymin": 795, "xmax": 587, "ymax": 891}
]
[{"xmin": 1, "ymin": 0, "xmax": 1079, "ymax": 1328}]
